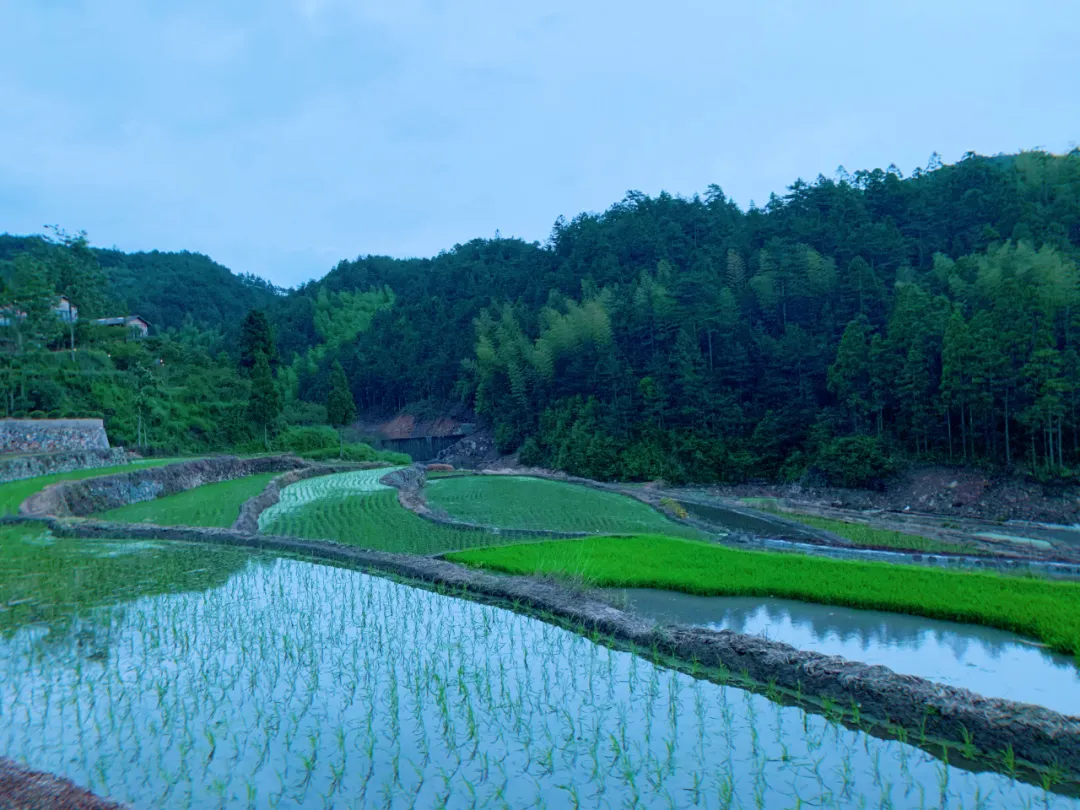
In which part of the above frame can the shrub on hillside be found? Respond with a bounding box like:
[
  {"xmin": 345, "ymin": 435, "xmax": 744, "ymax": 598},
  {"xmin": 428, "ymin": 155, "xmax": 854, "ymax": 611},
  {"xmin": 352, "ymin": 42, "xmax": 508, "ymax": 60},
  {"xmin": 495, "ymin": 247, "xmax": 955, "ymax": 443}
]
[
  {"xmin": 811, "ymin": 435, "xmax": 896, "ymax": 490},
  {"xmin": 283, "ymin": 400, "xmax": 328, "ymax": 426},
  {"xmin": 275, "ymin": 426, "xmax": 339, "ymax": 453},
  {"xmin": 301, "ymin": 443, "xmax": 411, "ymax": 465}
]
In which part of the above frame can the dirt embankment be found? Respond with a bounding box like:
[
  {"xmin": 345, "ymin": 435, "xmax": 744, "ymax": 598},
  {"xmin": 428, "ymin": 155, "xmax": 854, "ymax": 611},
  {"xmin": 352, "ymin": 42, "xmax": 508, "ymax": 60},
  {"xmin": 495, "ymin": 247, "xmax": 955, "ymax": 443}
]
[
  {"xmin": 33, "ymin": 515, "xmax": 1080, "ymax": 780},
  {"xmin": 709, "ymin": 465, "xmax": 1080, "ymax": 525},
  {"xmin": 19, "ymin": 455, "xmax": 307, "ymax": 518},
  {"xmin": 0, "ymin": 758, "xmax": 126, "ymax": 810}
]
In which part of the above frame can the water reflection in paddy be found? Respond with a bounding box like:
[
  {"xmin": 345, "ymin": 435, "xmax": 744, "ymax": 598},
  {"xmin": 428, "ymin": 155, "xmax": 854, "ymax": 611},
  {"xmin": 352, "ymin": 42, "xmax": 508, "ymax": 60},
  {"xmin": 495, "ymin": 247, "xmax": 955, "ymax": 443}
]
[
  {"xmin": 620, "ymin": 588, "xmax": 1080, "ymax": 716},
  {"xmin": 1, "ymin": 538, "xmax": 1077, "ymax": 808}
]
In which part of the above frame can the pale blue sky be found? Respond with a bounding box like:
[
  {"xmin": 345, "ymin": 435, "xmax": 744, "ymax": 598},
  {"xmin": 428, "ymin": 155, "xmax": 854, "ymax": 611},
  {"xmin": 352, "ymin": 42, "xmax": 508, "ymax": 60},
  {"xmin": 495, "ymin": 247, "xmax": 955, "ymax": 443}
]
[{"xmin": 1, "ymin": 0, "xmax": 1077, "ymax": 287}]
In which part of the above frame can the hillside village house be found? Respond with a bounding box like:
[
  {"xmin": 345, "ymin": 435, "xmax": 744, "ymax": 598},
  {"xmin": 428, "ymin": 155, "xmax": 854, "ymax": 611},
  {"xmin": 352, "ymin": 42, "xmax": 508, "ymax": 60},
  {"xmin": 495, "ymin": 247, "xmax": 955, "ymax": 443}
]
[{"xmin": 0, "ymin": 296, "xmax": 150, "ymax": 338}]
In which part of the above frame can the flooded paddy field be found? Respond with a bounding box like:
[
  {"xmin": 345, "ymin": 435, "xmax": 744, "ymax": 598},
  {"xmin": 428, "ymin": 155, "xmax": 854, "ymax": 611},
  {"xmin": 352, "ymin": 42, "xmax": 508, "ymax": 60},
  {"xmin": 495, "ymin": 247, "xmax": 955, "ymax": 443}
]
[
  {"xmin": 620, "ymin": 589, "xmax": 1080, "ymax": 717},
  {"xmin": 3, "ymin": 535, "xmax": 1077, "ymax": 808}
]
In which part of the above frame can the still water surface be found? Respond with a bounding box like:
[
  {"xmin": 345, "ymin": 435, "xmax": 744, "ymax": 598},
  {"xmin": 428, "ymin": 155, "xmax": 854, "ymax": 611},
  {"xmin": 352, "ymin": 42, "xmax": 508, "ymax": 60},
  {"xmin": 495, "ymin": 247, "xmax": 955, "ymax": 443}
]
[
  {"xmin": 1, "ymin": 539, "xmax": 1076, "ymax": 808},
  {"xmin": 621, "ymin": 588, "xmax": 1080, "ymax": 716}
]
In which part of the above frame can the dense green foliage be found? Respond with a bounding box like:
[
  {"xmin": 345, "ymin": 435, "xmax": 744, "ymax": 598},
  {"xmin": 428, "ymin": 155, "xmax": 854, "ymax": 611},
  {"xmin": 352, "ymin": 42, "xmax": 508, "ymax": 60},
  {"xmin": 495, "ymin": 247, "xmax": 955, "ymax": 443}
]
[
  {"xmin": 97, "ymin": 472, "xmax": 278, "ymax": 527},
  {"xmin": 447, "ymin": 534, "xmax": 1080, "ymax": 657},
  {"xmin": 5, "ymin": 150, "xmax": 1080, "ymax": 482},
  {"xmin": 0, "ymin": 233, "xmax": 279, "ymax": 335},
  {"xmin": 426, "ymin": 475, "xmax": 706, "ymax": 538},
  {"xmin": 0, "ymin": 235, "xmax": 290, "ymax": 453},
  {"xmin": 273, "ymin": 150, "xmax": 1080, "ymax": 483}
]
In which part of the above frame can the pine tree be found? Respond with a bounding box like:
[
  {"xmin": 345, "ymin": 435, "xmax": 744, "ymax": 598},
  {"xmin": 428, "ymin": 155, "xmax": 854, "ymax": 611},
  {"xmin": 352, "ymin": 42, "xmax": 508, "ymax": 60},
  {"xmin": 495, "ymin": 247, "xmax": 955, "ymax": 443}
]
[
  {"xmin": 248, "ymin": 351, "xmax": 280, "ymax": 450},
  {"xmin": 239, "ymin": 310, "xmax": 276, "ymax": 373},
  {"xmin": 327, "ymin": 361, "xmax": 357, "ymax": 458}
]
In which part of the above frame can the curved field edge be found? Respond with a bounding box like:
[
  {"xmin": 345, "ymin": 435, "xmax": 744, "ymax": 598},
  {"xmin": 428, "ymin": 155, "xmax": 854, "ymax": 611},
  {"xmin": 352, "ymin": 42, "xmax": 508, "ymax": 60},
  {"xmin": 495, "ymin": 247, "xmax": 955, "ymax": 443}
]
[
  {"xmin": 32, "ymin": 516, "xmax": 1080, "ymax": 782},
  {"xmin": 425, "ymin": 475, "xmax": 707, "ymax": 539},
  {"xmin": 0, "ymin": 458, "xmax": 183, "ymax": 515},
  {"xmin": 445, "ymin": 534, "xmax": 1080, "ymax": 661},
  {"xmin": 259, "ymin": 468, "xmax": 559, "ymax": 555},
  {"xmin": 96, "ymin": 472, "xmax": 279, "ymax": 527}
]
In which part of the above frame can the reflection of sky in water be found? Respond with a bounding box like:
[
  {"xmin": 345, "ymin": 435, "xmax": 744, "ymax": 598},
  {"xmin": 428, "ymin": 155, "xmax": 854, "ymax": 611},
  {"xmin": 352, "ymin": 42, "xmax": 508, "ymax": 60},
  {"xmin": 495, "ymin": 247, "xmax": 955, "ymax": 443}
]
[
  {"xmin": 3, "ymin": 560, "xmax": 1074, "ymax": 808},
  {"xmin": 622, "ymin": 590, "xmax": 1080, "ymax": 716}
]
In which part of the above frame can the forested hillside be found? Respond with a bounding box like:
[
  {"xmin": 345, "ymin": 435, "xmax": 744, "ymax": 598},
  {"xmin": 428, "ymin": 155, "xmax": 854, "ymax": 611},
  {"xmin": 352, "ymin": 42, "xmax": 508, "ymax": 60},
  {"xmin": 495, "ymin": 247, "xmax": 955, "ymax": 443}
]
[
  {"xmin": 276, "ymin": 150, "xmax": 1080, "ymax": 485},
  {"xmin": 3, "ymin": 150, "xmax": 1080, "ymax": 485},
  {"xmin": 0, "ymin": 234, "xmax": 279, "ymax": 334}
]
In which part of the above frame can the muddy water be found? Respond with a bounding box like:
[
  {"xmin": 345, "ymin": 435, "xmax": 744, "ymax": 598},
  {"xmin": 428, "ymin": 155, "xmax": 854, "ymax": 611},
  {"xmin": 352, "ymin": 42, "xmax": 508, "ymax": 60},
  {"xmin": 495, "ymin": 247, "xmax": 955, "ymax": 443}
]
[
  {"xmin": 620, "ymin": 588, "xmax": 1080, "ymax": 716},
  {"xmin": 2, "ymin": 541, "xmax": 1076, "ymax": 807},
  {"xmin": 678, "ymin": 499, "xmax": 819, "ymax": 539}
]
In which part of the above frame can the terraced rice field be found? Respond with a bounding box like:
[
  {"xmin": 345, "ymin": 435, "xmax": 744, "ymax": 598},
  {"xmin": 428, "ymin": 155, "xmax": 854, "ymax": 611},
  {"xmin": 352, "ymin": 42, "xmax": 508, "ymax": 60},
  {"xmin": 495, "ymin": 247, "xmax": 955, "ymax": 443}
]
[
  {"xmin": 259, "ymin": 469, "xmax": 509, "ymax": 555},
  {"xmin": 97, "ymin": 472, "xmax": 278, "ymax": 527},
  {"xmin": 0, "ymin": 533, "xmax": 1069, "ymax": 809},
  {"xmin": 0, "ymin": 524, "xmax": 252, "ymax": 638},
  {"xmin": 0, "ymin": 458, "xmax": 184, "ymax": 515},
  {"xmin": 448, "ymin": 534, "xmax": 1080, "ymax": 658},
  {"xmin": 426, "ymin": 475, "xmax": 708, "ymax": 539}
]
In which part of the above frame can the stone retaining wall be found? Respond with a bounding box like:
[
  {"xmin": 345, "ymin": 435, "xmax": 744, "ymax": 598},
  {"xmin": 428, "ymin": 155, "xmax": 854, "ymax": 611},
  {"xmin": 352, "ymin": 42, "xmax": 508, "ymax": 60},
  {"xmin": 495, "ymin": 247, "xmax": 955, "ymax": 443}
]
[
  {"xmin": 0, "ymin": 418, "xmax": 110, "ymax": 454},
  {"xmin": 20, "ymin": 455, "xmax": 306, "ymax": 518},
  {"xmin": 32, "ymin": 515, "xmax": 1080, "ymax": 780},
  {"xmin": 0, "ymin": 448, "xmax": 131, "ymax": 484}
]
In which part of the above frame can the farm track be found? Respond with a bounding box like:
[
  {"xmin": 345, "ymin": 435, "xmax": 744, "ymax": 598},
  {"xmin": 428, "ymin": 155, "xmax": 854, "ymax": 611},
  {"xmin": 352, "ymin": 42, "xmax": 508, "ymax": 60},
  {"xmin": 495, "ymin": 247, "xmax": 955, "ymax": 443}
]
[{"xmin": 27, "ymin": 514, "xmax": 1080, "ymax": 785}]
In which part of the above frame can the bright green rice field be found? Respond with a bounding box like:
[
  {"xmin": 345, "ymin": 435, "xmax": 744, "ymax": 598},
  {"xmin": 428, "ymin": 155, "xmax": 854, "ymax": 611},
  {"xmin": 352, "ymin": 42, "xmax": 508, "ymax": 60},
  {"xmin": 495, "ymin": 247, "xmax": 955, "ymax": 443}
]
[
  {"xmin": 258, "ymin": 469, "xmax": 515, "ymax": 554},
  {"xmin": 259, "ymin": 470, "xmax": 706, "ymax": 554},
  {"xmin": 447, "ymin": 534, "xmax": 1080, "ymax": 659},
  {"xmin": 97, "ymin": 472, "xmax": 278, "ymax": 527},
  {"xmin": 427, "ymin": 474, "xmax": 707, "ymax": 539}
]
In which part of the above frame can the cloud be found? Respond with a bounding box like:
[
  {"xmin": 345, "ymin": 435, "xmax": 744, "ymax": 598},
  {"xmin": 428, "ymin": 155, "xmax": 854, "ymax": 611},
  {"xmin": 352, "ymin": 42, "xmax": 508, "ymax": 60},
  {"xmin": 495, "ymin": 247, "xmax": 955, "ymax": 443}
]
[{"xmin": 0, "ymin": 0, "xmax": 1077, "ymax": 287}]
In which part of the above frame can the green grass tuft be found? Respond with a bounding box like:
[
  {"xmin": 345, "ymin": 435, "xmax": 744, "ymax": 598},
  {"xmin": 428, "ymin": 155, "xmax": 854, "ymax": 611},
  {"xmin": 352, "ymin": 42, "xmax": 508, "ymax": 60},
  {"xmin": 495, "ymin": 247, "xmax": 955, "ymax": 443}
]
[
  {"xmin": 98, "ymin": 472, "xmax": 278, "ymax": 527},
  {"xmin": 447, "ymin": 534, "xmax": 1080, "ymax": 658}
]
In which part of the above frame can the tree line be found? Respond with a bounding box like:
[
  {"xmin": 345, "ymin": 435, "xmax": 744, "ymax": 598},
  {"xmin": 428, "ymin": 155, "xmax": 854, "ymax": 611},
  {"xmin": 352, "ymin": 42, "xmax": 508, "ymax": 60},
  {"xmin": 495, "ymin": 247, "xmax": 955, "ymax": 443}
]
[
  {"xmin": 275, "ymin": 149, "xmax": 1080, "ymax": 485},
  {"xmin": 3, "ymin": 149, "xmax": 1079, "ymax": 485}
]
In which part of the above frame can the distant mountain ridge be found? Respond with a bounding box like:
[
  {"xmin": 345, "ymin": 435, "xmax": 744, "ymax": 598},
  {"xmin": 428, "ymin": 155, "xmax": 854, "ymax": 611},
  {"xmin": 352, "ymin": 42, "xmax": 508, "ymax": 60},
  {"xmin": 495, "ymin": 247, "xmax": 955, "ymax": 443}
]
[{"xmin": 0, "ymin": 234, "xmax": 280, "ymax": 334}]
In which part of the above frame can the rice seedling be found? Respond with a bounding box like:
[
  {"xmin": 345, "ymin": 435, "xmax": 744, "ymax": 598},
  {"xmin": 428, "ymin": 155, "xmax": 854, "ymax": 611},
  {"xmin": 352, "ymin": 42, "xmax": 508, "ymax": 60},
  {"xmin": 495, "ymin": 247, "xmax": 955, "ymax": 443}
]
[
  {"xmin": 447, "ymin": 533, "xmax": 1080, "ymax": 658},
  {"xmin": 258, "ymin": 469, "xmax": 518, "ymax": 554},
  {"xmin": 427, "ymin": 475, "xmax": 706, "ymax": 538},
  {"xmin": 0, "ymin": 538, "xmax": 1073, "ymax": 808},
  {"xmin": 97, "ymin": 472, "xmax": 278, "ymax": 526}
]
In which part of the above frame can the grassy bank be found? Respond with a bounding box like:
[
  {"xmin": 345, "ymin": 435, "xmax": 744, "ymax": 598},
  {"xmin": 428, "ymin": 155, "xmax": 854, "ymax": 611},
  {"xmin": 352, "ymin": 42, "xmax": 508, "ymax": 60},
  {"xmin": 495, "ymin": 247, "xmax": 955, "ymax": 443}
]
[
  {"xmin": 0, "ymin": 459, "xmax": 183, "ymax": 515},
  {"xmin": 447, "ymin": 534, "xmax": 1080, "ymax": 658},
  {"xmin": 98, "ymin": 472, "xmax": 278, "ymax": 527},
  {"xmin": 755, "ymin": 506, "xmax": 978, "ymax": 555},
  {"xmin": 427, "ymin": 475, "xmax": 707, "ymax": 539}
]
